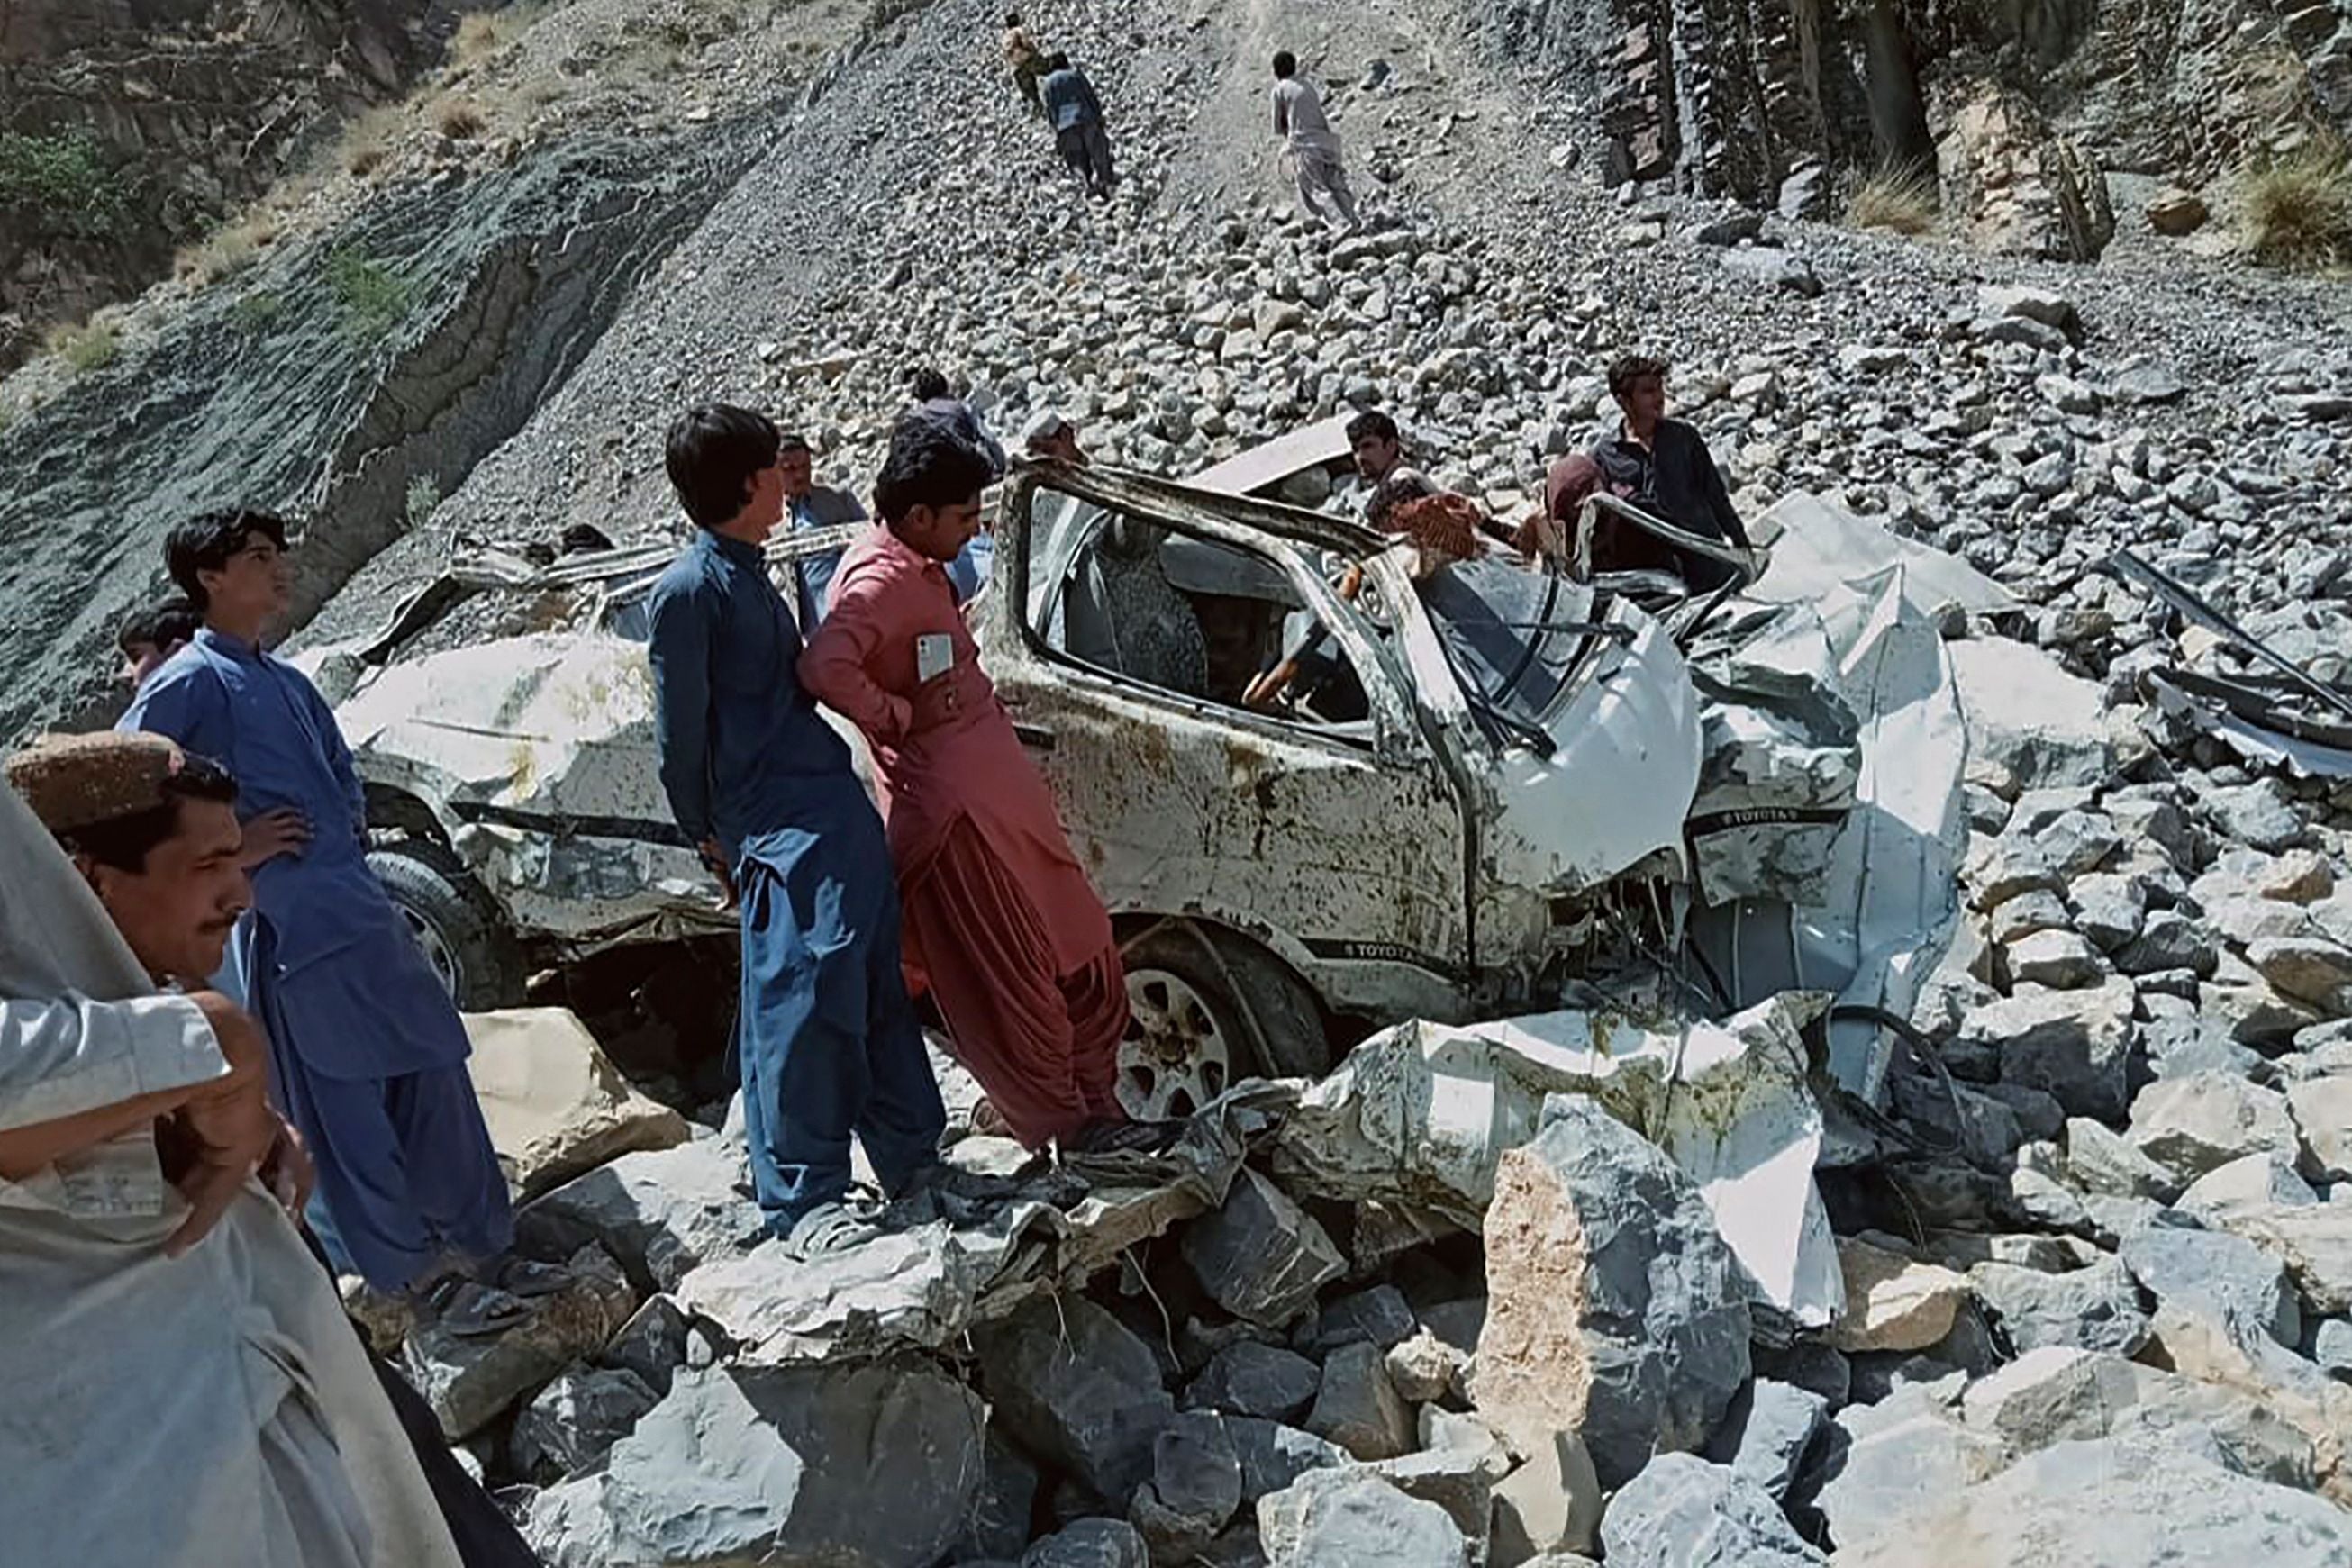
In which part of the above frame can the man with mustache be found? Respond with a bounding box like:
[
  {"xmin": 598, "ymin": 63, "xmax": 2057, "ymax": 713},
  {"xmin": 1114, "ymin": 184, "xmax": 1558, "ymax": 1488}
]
[{"xmin": 1, "ymin": 730, "xmax": 464, "ymax": 1567}]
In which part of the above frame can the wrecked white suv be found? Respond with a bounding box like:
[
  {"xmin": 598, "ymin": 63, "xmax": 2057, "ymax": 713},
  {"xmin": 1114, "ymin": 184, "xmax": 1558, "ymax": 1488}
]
[{"xmin": 327, "ymin": 458, "xmax": 1737, "ymax": 1117}]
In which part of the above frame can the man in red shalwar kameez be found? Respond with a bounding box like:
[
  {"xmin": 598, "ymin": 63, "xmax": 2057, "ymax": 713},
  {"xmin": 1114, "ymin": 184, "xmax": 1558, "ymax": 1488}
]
[{"xmin": 799, "ymin": 417, "xmax": 1160, "ymax": 1156}]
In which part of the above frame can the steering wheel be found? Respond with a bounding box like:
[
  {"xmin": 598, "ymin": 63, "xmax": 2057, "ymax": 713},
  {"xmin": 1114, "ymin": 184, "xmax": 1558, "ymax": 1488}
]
[{"xmin": 1244, "ymin": 564, "xmax": 1364, "ymax": 713}]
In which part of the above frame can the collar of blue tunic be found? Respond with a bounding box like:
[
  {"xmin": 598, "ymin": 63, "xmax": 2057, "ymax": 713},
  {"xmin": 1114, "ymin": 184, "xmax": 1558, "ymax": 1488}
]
[
  {"xmin": 193, "ymin": 626, "xmax": 264, "ymax": 663},
  {"xmin": 696, "ymin": 529, "xmax": 765, "ymax": 570}
]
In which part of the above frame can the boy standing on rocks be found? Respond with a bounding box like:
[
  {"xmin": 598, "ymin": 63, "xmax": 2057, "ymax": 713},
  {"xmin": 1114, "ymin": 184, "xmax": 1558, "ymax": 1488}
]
[
  {"xmin": 800, "ymin": 415, "xmax": 1163, "ymax": 1156},
  {"xmin": 121, "ymin": 508, "xmax": 551, "ymax": 1334},
  {"xmin": 648, "ymin": 404, "xmax": 946, "ymax": 1255}
]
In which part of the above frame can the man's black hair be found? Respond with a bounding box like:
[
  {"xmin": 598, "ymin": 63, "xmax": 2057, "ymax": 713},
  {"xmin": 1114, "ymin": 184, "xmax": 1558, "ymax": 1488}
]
[
  {"xmin": 117, "ymin": 599, "xmax": 203, "ymax": 656},
  {"xmin": 56, "ymin": 751, "xmax": 239, "ymax": 875},
  {"xmin": 907, "ymin": 367, "xmax": 951, "ymax": 403},
  {"xmin": 1607, "ymin": 353, "xmax": 1670, "ymax": 399},
  {"xmin": 558, "ymin": 523, "xmax": 615, "ymax": 557},
  {"xmin": 777, "ymin": 431, "xmax": 813, "ymax": 458},
  {"xmin": 1046, "ymin": 50, "xmax": 1071, "ymax": 70},
  {"xmin": 165, "ymin": 510, "xmax": 289, "ymax": 612},
  {"xmin": 1005, "ymin": 10, "xmax": 1022, "ymax": 23},
  {"xmin": 1273, "ymin": 50, "xmax": 1297, "ymax": 77},
  {"xmin": 874, "ymin": 416, "xmax": 994, "ymax": 524},
  {"xmin": 665, "ymin": 403, "xmax": 782, "ymax": 531},
  {"xmin": 1366, "ymin": 473, "xmax": 1438, "ymax": 530},
  {"xmin": 1345, "ymin": 409, "xmax": 1399, "ymax": 447}
]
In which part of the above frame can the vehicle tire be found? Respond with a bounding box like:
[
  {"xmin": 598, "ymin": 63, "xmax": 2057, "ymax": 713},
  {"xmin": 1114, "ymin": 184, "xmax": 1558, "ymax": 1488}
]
[
  {"xmin": 1115, "ymin": 922, "xmax": 1331, "ymax": 1120},
  {"xmin": 367, "ymin": 838, "xmax": 529, "ymax": 1011}
]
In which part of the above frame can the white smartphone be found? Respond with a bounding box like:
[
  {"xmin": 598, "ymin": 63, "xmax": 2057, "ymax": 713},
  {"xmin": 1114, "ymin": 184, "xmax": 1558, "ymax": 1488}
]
[{"xmin": 915, "ymin": 632, "xmax": 954, "ymax": 684}]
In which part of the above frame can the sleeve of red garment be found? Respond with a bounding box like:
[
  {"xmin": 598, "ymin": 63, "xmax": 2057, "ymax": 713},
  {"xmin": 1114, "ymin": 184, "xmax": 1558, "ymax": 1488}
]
[{"xmin": 797, "ymin": 564, "xmax": 914, "ymax": 744}]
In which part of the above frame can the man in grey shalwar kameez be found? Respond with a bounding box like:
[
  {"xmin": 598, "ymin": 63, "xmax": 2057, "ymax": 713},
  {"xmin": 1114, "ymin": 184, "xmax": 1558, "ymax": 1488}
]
[
  {"xmin": 0, "ymin": 731, "xmax": 461, "ymax": 1568},
  {"xmin": 1272, "ymin": 50, "xmax": 1362, "ymax": 233}
]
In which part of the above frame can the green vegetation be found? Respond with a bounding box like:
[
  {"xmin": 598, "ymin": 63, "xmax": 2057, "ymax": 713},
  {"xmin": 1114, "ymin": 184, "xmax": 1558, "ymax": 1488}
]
[
  {"xmin": 229, "ymin": 289, "xmax": 284, "ymax": 331},
  {"xmin": 405, "ymin": 476, "xmax": 441, "ymax": 526},
  {"xmin": 1848, "ymin": 161, "xmax": 1938, "ymax": 237},
  {"xmin": 326, "ymin": 247, "xmax": 416, "ymax": 340},
  {"xmin": 2245, "ymin": 136, "xmax": 2352, "ymax": 272},
  {"xmin": 48, "ymin": 321, "xmax": 118, "ymax": 372},
  {"xmin": 0, "ymin": 131, "xmax": 128, "ymax": 242}
]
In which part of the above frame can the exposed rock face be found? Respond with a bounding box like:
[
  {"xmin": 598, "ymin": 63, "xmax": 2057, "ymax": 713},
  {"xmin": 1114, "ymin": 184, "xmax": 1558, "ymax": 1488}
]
[
  {"xmin": 1476, "ymin": 0, "xmax": 2347, "ymax": 252},
  {"xmin": 0, "ymin": 120, "xmax": 762, "ymax": 739},
  {"xmin": 0, "ymin": 1, "xmax": 448, "ymax": 358}
]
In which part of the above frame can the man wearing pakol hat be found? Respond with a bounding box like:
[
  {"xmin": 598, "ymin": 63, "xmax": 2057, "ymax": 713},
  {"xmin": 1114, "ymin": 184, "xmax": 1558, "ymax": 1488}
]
[{"xmin": 1, "ymin": 730, "xmax": 463, "ymax": 1568}]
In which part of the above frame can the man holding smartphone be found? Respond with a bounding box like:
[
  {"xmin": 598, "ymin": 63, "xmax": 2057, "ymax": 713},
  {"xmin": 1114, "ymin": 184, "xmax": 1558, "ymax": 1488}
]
[
  {"xmin": 801, "ymin": 416, "xmax": 1164, "ymax": 1157},
  {"xmin": 647, "ymin": 404, "xmax": 946, "ymax": 1255}
]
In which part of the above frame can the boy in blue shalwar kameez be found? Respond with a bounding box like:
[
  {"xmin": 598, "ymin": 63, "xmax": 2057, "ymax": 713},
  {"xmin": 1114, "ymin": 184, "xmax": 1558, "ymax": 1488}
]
[
  {"xmin": 647, "ymin": 403, "xmax": 946, "ymax": 1255},
  {"xmin": 122, "ymin": 508, "xmax": 550, "ymax": 1334}
]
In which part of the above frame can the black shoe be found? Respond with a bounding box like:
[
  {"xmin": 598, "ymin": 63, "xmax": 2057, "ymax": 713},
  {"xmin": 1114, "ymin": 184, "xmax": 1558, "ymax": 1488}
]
[{"xmin": 1061, "ymin": 1117, "xmax": 1185, "ymax": 1158}]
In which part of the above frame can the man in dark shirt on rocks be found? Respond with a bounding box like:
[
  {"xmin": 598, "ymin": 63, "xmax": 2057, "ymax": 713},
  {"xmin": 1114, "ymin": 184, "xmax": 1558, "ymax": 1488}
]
[
  {"xmin": 647, "ymin": 403, "xmax": 946, "ymax": 1255},
  {"xmin": 1588, "ymin": 353, "xmax": 1752, "ymax": 591}
]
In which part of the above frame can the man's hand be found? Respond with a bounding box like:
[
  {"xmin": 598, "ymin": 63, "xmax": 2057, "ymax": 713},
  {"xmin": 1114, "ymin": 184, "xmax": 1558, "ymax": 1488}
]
[
  {"xmin": 239, "ymin": 807, "xmax": 312, "ymax": 868},
  {"xmin": 700, "ymin": 838, "xmax": 739, "ymax": 912},
  {"xmin": 259, "ymin": 1117, "xmax": 314, "ymax": 1216},
  {"xmin": 164, "ymin": 992, "xmax": 281, "ymax": 1256}
]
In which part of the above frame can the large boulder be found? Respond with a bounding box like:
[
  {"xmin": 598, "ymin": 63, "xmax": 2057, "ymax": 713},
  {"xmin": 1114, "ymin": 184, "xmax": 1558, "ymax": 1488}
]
[
  {"xmin": 2128, "ymin": 1074, "xmax": 2300, "ymax": 1187},
  {"xmin": 1470, "ymin": 1097, "xmax": 1750, "ymax": 1489},
  {"xmin": 1968, "ymin": 1256, "xmax": 2150, "ymax": 1357},
  {"xmin": 975, "ymin": 1294, "xmax": 1177, "ymax": 1503},
  {"xmin": 1948, "ymin": 638, "xmax": 2111, "ymax": 791},
  {"xmin": 510, "ymin": 1364, "xmax": 660, "ymax": 1482},
  {"xmin": 1180, "ymin": 1169, "xmax": 1345, "ymax": 1328},
  {"xmin": 526, "ymin": 1359, "xmax": 985, "ymax": 1568},
  {"xmin": 1703, "ymin": 1379, "xmax": 1829, "ymax": 1502},
  {"xmin": 1966, "ymin": 978, "xmax": 2136, "ymax": 1120},
  {"xmin": 1184, "ymin": 1342, "xmax": 1323, "ymax": 1423},
  {"xmin": 1257, "ymin": 1468, "xmax": 1470, "ymax": 1568},
  {"xmin": 517, "ymin": 1134, "xmax": 767, "ymax": 1295},
  {"xmin": 464, "ymin": 1007, "xmax": 690, "ymax": 1201},
  {"xmin": 1826, "ymin": 1237, "xmax": 1968, "ymax": 1354},
  {"xmin": 1830, "ymin": 1431, "xmax": 2352, "ymax": 1567},
  {"xmin": 1023, "ymin": 1519, "xmax": 1149, "ymax": 1568},
  {"xmin": 1599, "ymin": 1453, "xmax": 1825, "ymax": 1567},
  {"xmin": 1957, "ymin": 1346, "xmax": 2312, "ymax": 1489},
  {"xmin": 2119, "ymin": 1216, "xmax": 2300, "ymax": 1348},
  {"xmin": 1303, "ymin": 1341, "xmax": 1415, "ymax": 1461}
]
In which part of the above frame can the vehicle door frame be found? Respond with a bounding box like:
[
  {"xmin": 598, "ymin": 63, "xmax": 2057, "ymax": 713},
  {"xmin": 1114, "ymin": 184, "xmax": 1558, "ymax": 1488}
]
[{"xmin": 983, "ymin": 459, "xmax": 1492, "ymax": 1014}]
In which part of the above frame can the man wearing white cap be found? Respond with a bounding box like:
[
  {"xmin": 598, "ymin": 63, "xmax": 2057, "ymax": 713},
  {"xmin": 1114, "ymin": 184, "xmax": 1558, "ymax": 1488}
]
[{"xmin": 1022, "ymin": 408, "xmax": 1089, "ymax": 467}]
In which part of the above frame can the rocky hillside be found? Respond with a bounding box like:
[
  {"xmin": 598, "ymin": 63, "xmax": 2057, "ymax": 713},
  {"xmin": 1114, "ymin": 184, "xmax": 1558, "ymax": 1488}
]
[
  {"xmin": 0, "ymin": 0, "xmax": 481, "ymax": 367},
  {"xmin": 0, "ymin": 0, "xmax": 2340, "ymax": 744}
]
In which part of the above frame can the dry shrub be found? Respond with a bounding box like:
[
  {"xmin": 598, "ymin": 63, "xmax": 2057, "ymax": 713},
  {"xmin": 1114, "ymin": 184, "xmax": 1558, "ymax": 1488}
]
[
  {"xmin": 2245, "ymin": 135, "xmax": 2352, "ymax": 271},
  {"xmin": 176, "ymin": 213, "xmax": 282, "ymax": 285},
  {"xmin": 46, "ymin": 320, "xmax": 117, "ymax": 372},
  {"xmin": 433, "ymin": 95, "xmax": 488, "ymax": 140},
  {"xmin": 1848, "ymin": 161, "xmax": 1938, "ymax": 236},
  {"xmin": 341, "ymin": 104, "xmax": 406, "ymax": 177},
  {"xmin": 453, "ymin": 11, "xmax": 514, "ymax": 66}
]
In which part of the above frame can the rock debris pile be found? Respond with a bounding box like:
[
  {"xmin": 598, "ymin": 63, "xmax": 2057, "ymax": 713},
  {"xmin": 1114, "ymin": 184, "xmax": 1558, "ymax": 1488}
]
[{"xmin": 53, "ymin": 0, "xmax": 2345, "ymax": 1562}]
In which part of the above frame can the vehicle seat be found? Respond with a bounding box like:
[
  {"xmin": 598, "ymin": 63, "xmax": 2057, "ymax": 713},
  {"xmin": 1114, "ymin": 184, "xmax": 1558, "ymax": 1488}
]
[{"xmin": 1063, "ymin": 516, "xmax": 1211, "ymax": 697}]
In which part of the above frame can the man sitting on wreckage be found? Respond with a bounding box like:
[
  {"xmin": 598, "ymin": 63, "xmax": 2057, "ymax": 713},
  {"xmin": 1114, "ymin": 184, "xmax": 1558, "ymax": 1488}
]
[{"xmin": 0, "ymin": 730, "xmax": 466, "ymax": 1568}]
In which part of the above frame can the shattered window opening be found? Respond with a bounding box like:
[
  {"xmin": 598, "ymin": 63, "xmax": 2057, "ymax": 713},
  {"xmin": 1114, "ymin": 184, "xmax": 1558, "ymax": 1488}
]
[{"xmin": 1020, "ymin": 484, "xmax": 1393, "ymax": 742}]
